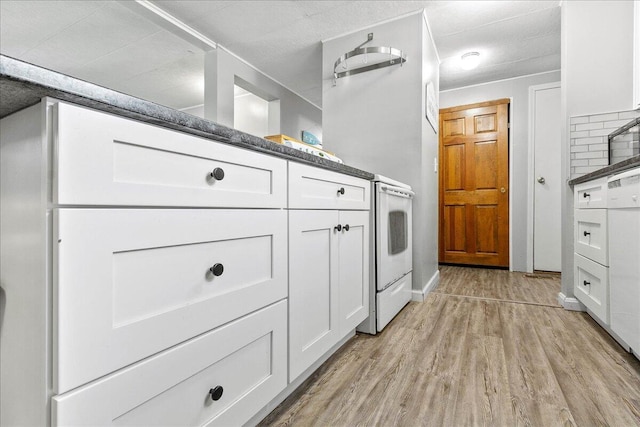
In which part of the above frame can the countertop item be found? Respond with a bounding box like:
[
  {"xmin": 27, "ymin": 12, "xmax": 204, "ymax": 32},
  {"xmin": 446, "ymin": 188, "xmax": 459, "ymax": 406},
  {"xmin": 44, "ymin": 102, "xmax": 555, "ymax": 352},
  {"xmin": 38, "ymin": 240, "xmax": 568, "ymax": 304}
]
[
  {"xmin": 569, "ymin": 155, "xmax": 640, "ymax": 186},
  {"xmin": 0, "ymin": 55, "xmax": 373, "ymax": 180}
]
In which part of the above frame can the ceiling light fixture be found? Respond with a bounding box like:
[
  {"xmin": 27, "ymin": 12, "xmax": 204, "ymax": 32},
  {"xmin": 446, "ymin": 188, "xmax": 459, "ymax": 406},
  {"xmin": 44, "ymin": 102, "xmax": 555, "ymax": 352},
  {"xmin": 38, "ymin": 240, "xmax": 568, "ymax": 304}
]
[{"xmin": 460, "ymin": 51, "xmax": 480, "ymax": 70}]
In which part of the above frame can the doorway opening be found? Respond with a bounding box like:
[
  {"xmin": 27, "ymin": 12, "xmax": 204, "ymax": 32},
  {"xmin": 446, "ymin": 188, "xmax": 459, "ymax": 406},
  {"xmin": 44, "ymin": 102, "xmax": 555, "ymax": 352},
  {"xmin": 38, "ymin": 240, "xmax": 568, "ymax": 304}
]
[{"xmin": 233, "ymin": 77, "xmax": 280, "ymax": 138}]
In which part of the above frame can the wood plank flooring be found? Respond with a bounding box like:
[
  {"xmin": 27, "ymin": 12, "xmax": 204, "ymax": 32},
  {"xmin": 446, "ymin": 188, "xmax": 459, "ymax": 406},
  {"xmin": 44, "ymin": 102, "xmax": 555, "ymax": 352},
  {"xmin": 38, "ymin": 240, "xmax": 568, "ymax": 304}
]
[{"xmin": 259, "ymin": 265, "xmax": 640, "ymax": 426}]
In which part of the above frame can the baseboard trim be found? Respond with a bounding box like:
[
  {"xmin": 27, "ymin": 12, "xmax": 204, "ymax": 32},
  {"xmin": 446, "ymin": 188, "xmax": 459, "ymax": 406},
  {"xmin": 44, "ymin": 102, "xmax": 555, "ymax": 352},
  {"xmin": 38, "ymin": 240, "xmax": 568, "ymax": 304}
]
[
  {"xmin": 412, "ymin": 269, "xmax": 440, "ymax": 302},
  {"xmin": 558, "ymin": 292, "xmax": 584, "ymax": 311}
]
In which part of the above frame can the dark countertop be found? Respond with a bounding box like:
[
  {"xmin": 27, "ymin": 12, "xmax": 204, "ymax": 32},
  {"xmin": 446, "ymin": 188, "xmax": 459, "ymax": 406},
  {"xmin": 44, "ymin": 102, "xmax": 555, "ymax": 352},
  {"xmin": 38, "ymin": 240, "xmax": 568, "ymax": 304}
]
[
  {"xmin": 568, "ymin": 155, "xmax": 640, "ymax": 186},
  {"xmin": 0, "ymin": 55, "xmax": 374, "ymax": 181}
]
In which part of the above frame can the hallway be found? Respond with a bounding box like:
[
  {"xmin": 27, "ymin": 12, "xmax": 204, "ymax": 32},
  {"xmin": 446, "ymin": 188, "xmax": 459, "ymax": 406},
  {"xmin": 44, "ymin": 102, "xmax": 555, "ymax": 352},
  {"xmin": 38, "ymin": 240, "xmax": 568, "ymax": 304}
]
[{"xmin": 261, "ymin": 266, "xmax": 640, "ymax": 426}]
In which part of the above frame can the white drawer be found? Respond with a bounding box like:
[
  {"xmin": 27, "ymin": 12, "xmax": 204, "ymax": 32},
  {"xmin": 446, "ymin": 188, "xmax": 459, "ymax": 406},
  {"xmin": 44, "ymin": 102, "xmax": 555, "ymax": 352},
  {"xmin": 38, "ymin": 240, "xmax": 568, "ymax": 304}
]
[
  {"xmin": 574, "ymin": 177, "xmax": 608, "ymax": 209},
  {"xmin": 288, "ymin": 162, "xmax": 370, "ymax": 210},
  {"xmin": 575, "ymin": 208, "xmax": 608, "ymax": 266},
  {"xmin": 574, "ymin": 254, "xmax": 609, "ymax": 324},
  {"xmin": 53, "ymin": 300, "xmax": 287, "ymax": 427},
  {"xmin": 54, "ymin": 208, "xmax": 287, "ymax": 393},
  {"xmin": 53, "ymin": 102, "xmax": 286, "ymax": 208}
]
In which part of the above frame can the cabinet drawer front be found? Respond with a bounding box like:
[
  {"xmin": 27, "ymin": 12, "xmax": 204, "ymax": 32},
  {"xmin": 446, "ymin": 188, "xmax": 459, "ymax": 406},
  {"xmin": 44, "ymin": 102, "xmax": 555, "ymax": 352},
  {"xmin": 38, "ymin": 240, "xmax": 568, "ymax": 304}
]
[
  {"xmin": 575, "ymin": 208, "xmax": 608, "ymax": 265},
  {"xmin": 574, "ymin": 254, "xmax": 609, "ymax": 323},
  {"xmin": 574, "ymin": 178, "xmax": 608, "ymax": 209},
  {"xmin": 53, "ymin": 301, "xmax": 287, "ymax": 427},
  {"xmin": 54, "ymin": 102, "xmax": 286, "ymax": 208},
  {"xmin": 288, "ymin": 162, "xmax": 370, "ymax": 210},
  {"xmin": 54, "ymin": 209, "xmax": 287, "ymax": 393}
]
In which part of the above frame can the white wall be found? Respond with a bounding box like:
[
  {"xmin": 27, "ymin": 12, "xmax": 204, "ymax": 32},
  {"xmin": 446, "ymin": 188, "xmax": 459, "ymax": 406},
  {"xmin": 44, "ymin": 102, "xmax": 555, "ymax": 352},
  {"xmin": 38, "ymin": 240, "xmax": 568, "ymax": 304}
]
[
  {"xmin": 323, "ymin": 11, "xmax": 440, "ymax": 293},
  {"xmin": 560, "ymin": 0, "xmax": 635, "ymax": 300},
  {"xmin": 440, "ymin": 70, "xmax": 561, "ymax": 272},
  {"xmin": 204, "ymin": 48, "xmax": 322, "ymax": 141},
  {"xmin": 180, "ymin": 104, "xmax": 204, "ymax": 118},
  {"xmin": 234, "ymin": 91, "xmax": 269, "ymax": 138}
]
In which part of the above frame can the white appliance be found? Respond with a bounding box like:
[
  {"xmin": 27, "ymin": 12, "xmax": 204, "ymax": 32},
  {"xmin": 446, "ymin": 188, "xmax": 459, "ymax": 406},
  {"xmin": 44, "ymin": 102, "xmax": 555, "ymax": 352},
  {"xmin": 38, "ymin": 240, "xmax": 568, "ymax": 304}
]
[
  {"xmin": 608, "ymin": 167, "xmax": 640, "ymax": 358},
  {"xmin": 358, "ymin": 175, "xmax": 413, "ymax": 334}
]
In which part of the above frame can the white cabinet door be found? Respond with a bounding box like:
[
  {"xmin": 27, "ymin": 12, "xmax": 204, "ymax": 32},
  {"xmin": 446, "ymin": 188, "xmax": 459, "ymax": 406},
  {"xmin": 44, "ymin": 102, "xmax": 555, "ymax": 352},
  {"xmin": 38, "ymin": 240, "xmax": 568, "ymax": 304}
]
[
  {"xmin": 53, "ymin": 301, "xmax": 287, "ymax": 427},
  {"xmin": 54, "ymin": 208, "xmax": 287, "ymax": 393},
  {"xmin": 338, "ymin": 210, "xmax": 369, "ymax": 337},
  {"xmin": 288, "ymin": 210, "xmax": 340, "ymax": 381}
]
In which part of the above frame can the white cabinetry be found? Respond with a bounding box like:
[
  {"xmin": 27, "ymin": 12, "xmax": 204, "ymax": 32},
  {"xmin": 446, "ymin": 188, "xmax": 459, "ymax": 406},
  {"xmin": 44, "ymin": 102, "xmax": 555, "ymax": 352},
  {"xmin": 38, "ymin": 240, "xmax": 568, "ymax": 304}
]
[
  {"xmin": 53, "ymin": 102, "xmax": 286, "ymax": 208},
  {"xmin": 54, "ymin": 208, "xmax": 287, "ymax": 393},
  {"xmin": 1, "ymin": 100, "xmax": 288, "ymax": 426},
  {"xmin": 573, "ymin": 177, "xmax": 609, "ymax": 324},
  {"xmin": 288, "ymin": 164, "xmax": 370, "ymax": 382},
  {"xmin": 53, "ymin": 301, "xmax": 287, "ymax": 426}
]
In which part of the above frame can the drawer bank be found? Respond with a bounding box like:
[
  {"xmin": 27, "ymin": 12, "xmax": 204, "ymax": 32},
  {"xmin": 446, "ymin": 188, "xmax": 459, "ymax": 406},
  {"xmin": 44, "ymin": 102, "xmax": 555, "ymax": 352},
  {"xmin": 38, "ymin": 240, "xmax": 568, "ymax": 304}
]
[{"xmin": 0, "ymin": 99, "xmax": 371, "ymax": 426}]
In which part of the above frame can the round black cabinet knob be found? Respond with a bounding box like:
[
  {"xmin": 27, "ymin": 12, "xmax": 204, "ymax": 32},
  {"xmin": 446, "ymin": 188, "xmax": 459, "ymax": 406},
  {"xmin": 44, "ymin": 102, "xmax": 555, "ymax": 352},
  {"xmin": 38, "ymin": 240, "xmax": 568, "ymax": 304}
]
[
  {"xmin": 334, "ymin": 224, "xmax": 342, "ymax": 232},
  {"xmin": 583, "ymin": 192, "xmax": 590, "ymax": 198},
  {"xmin": 337, "ymin": 187, "xmax": 345, "ymax": 195},
  {"xmin": 343, "ymin": 224, "xmax": 350, "ymax": 231},
  {"xmin": 583, "ymin": 231, "xmax": 591, "ymax": 236},
  {"xmin": 209, "ymin": 385, "xmax": 224, "ymax": 401},
  {"xmin": 209, "ymin": 263, "xmax": 224, "ymax": 276},
  {"xmin": 210, "ymin": 167, "xmax": 225, "ymax": 181}
]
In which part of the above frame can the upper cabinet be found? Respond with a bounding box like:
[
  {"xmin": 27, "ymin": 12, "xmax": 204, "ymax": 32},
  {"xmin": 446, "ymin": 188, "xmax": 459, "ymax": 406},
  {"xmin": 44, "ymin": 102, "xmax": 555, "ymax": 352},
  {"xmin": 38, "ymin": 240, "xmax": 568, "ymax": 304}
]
[{"xmin": 635, "ymin": 1, "xmax": 640, "ymax": 110}]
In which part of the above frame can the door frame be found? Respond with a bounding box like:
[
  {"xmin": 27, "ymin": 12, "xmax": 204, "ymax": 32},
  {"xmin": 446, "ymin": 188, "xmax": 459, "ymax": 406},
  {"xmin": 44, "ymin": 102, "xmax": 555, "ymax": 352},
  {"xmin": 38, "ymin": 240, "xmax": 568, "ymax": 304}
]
[{"xmin": 526, "ymin": 82, "xmax": 561, "ymax": 273}]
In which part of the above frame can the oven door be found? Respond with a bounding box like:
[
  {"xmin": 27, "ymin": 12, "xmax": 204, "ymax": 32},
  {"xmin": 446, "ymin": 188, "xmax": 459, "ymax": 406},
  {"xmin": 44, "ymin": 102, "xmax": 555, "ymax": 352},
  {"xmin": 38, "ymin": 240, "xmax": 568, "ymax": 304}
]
[{"xmin": 376, "ymin": 182, "xmax": 413, "ymax": 291}]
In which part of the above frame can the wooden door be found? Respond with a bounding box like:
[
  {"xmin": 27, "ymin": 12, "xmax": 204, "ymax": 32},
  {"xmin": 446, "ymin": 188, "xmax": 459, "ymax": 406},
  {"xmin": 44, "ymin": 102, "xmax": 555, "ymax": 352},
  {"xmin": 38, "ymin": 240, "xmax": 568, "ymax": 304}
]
[{"xmin": 439, "ymin": 99, "xmax": 510, "ymax": 267}]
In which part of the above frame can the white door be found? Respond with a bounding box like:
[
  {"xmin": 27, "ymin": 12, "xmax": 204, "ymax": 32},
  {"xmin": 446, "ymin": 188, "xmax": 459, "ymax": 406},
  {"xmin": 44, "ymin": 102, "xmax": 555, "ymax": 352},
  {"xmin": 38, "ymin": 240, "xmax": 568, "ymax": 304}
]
[{"xmin": 531, "ymin": 83, "xmax": 561, "ymax": 272}]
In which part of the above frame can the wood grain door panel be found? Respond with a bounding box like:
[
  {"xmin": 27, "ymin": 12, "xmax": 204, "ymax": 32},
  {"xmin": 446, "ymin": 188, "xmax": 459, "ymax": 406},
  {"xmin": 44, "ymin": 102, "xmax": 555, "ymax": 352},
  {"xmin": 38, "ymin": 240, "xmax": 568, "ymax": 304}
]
[{"xmin": 439, "ymin": 99, "xmax": 509, "ymax": 267}]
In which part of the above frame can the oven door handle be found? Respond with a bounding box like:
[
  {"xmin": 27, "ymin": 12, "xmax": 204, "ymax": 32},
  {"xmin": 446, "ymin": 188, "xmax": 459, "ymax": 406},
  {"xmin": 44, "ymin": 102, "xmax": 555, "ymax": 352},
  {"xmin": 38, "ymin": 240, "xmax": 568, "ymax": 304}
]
[{"xmin": 379, "ymin": 184, "xmax": 415, "ymax": 199}]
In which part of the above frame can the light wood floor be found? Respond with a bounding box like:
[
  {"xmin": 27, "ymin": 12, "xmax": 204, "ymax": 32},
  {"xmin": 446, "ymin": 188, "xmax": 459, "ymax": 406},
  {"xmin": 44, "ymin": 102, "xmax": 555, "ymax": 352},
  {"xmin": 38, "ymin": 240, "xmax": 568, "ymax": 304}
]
[{"xmin": 260, "ymin": 265, "xmax": 640, "ymax": 426}]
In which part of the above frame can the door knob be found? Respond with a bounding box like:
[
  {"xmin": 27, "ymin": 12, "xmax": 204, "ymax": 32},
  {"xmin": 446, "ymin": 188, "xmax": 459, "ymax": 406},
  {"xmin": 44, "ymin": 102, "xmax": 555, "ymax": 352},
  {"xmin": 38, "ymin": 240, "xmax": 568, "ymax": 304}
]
[
  {"xmin": 537, "ymin": 176, "xmax": 546, "ymax": 184},
  {"xmin": 500, "ymin": 187, "xmax": 506, "ymax": 194}
]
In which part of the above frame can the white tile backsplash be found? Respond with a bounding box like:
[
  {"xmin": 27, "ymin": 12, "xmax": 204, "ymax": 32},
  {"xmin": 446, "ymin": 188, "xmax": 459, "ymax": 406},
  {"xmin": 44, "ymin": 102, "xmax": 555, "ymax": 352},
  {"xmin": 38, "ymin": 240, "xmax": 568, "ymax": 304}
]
[{"xmin": 569, "ymin": 109, "xmax": 640, "ymax": 179}]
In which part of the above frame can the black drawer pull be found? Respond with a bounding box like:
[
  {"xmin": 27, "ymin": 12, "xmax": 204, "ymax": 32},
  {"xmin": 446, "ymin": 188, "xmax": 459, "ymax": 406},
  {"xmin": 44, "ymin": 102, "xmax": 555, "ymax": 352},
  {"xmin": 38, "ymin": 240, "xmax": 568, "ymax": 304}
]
[
  {"xmin": 344, "ymin": 224, "xmax": 350, "ymax": 231},
  {"xmin": 209, "ymin": 263, "xmax": 224, "ymax": 276},
  {"xmin": 209, "ymin": 386, "xmax": 224, "ymax": 401},
  {"xmin": 583, "ymin": 280, "xmax": 591, "ymax": 286},
  {"xmin": 337, "ymin": 187, "xmax": 345, "ymax": 195},
  {"xmin": 583, "ymin": 231, "xmax": 591, "ymax": 237},
  {"xmin": 334, "ymin": 224, "xmax": 342, "ymax": 232},
  {"xmin": 210, "ymin": 167, "xmax": 225, "ymax": 181},
  {"xmin": 583, "ymin": 192, "xmax": 590, "ymax": 198}
]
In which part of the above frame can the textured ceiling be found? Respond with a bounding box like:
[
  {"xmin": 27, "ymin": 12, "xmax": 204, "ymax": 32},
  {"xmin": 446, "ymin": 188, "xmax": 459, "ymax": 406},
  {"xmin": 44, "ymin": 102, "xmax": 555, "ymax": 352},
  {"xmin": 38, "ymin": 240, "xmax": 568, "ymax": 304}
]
[{"xmin": 0, "ymin": 1, "xmax": 561, "ymax": 110}]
